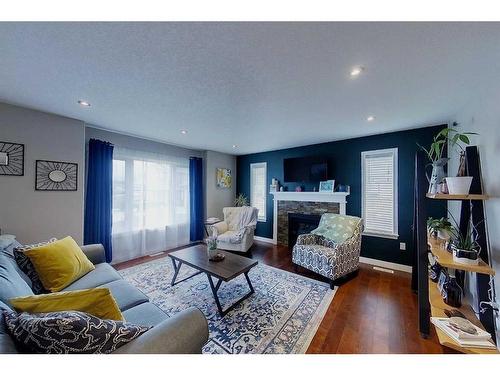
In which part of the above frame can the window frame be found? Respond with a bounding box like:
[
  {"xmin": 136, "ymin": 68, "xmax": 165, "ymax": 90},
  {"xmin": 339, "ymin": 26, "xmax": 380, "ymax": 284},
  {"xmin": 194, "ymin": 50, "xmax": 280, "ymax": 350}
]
[
  {"xmin": 361, "ymin": 147, "xmax": 399, "ymax": 239},
  {"xmin": 250, "ymin": 162, "xmax": 267, "ymax": 222}
]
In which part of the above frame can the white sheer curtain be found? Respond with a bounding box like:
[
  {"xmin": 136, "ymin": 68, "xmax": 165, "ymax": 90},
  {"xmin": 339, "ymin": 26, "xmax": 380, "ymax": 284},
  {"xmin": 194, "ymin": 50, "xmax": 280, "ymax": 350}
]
[{"xmin": 111, "ymin": 147, "xmax": 190, "ymax": 264}]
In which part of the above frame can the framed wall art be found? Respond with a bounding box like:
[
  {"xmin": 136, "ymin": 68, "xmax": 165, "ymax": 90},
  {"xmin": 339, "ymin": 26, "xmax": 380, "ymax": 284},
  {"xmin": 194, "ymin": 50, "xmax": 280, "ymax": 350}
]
[
  {"xmin": 35, "ymin": 160, "xmax": 78, "ymax": 191},
  {"xmin": 216, "ymin": 167, "xmax": 232, "ymax": 189},
  {"xmin": 0, "ymin": 141, "xmax": 24, "ymax": 176}
]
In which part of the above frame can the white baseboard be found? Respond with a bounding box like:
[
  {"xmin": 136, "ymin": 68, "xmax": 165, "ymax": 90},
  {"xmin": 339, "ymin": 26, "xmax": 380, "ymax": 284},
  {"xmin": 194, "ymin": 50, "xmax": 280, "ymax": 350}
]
[
  {"xmin": 254, "ymin": 235, "xmax": 276, "ymax": 244},
  {"xmin": 359, "ymin": 256, "xmax": 412, "ymax": 273}
]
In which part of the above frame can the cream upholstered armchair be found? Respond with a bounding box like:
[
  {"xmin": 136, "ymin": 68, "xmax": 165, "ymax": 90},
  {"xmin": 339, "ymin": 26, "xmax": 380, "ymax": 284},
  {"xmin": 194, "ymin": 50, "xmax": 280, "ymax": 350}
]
[
  {"xmin": 211, "ymin": 206, "xmax": 258, "ymax": 252},
  {"xmin": 292, "ymin": 213, "xmax": 363, "ymax": 289}
]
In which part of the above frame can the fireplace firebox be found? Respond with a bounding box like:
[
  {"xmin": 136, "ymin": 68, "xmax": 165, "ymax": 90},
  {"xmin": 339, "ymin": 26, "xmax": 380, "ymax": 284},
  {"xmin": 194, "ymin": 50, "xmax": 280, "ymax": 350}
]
[{"xmin": 288, "ymin": 213, "xmax": 321, "ymax": 248}]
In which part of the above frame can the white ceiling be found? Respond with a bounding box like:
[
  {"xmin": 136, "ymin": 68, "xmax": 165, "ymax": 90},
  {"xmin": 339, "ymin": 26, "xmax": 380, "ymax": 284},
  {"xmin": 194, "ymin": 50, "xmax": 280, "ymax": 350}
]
[{"xmin": 1, "ymin": 22, "xmax": 500, "ymax": 155}]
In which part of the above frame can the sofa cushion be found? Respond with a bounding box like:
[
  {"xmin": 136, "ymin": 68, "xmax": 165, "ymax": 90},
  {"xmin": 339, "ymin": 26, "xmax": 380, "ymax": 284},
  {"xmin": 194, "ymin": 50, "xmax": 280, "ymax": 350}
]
[
  {"xmin": 311, "ymin": 213, "xmax": 362, "ymax": 243},
  {"xmin": 99, "ymin": 280, "xmax": 149, "ymax": 311},
  {"xmin": 0, "ymin": 255, "xmax": 34, "ymax": 307},
  {"xmin": 0, "ymin": 301, "xmax": 17, "ymax": 354},
  {"xmin": 3, "ymin": 310, "xmax": 149, "ymax": 354},
  {"xmin": 10, "ymin": 288, "xmax": 124, "ymax": 321},
  {"xmin": 62, "ymin": 263, "xmax": 122, "ymax": 291},
  {"xmin": 13, "ymin": 248, "xmax": 48, "ymax": 294},
  {"xmin": 122, "ymin": 302, "xmax": 167, "ymax": 327},
  {"xmin": 1, "ymin": 241, "xmax": 34, "ymax": 289},
  {"xmin": 23, "ymin": 236, "xmax": 95, "ymax": 292}
]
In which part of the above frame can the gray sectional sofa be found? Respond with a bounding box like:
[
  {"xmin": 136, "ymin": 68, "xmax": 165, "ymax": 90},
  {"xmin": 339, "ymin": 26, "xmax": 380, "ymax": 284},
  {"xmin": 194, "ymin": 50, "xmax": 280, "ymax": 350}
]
[{"xmin": 0, "ymin": 240, "xmax": 209, "ymax": 354}]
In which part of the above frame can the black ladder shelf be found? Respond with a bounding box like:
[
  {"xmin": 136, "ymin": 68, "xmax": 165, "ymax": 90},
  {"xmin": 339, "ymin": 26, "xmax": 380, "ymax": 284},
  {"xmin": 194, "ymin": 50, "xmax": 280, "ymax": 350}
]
[{"xmin": 413, "ymin": 145, "xmax": 498, "ymax": 354}]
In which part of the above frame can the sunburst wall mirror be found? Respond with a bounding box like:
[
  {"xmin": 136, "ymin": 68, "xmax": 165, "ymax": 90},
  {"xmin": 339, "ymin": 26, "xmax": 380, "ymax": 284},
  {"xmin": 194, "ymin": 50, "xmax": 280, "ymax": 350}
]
[
  {"xmin": 35, "ymin": 160, "xmax": 78, "ymax": 191},
  {"xmin": 0, "ymin": 141, "xmax": 24, "ymax": 176}
]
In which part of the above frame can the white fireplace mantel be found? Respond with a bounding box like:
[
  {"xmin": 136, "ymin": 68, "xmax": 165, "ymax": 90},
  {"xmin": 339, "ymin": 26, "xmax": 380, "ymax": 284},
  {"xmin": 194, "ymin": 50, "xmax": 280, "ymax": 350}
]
[{"xmin": 269, "ymin": 191, "xmax": 349, "ymax": 244}]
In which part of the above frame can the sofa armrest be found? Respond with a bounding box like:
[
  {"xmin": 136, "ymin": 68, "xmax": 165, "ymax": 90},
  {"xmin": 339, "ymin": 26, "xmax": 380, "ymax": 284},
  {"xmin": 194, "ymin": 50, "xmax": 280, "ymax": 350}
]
[
  {"xmin": 113, "ymin": 307, "xmax": 209, "ymax": 354},
  {"xmin": 212, "ymin": 221, "xmax": 228, "ymax": 236},
  {"xmin": 80, "ymin": 244, "xmax": 106, "ymax": 265}
]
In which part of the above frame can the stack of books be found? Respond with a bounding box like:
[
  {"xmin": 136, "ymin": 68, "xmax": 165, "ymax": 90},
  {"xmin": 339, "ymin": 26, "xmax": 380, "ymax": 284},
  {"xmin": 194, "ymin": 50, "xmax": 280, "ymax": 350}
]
[{"xmin": 431, "ymin": 317, "xmax": 495, "ymax": 349}]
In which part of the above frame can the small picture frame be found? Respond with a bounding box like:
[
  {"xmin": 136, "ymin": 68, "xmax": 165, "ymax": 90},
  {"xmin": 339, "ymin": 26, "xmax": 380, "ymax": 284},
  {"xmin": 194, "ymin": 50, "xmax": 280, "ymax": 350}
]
[
  {"xmin": 437, "ymin": 269, "xmax": 448, "ymax": 294},
  {"xmin": 319, "ymin": 179, "xmax": 335, "ymax": 193}
]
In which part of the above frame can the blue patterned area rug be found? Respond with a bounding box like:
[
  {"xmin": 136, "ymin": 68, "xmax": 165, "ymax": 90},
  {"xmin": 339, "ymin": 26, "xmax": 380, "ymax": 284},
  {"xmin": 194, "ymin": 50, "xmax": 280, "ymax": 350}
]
[{"xmin": 119, "ymin": 256, "xmax": 335, "ymax": 354}]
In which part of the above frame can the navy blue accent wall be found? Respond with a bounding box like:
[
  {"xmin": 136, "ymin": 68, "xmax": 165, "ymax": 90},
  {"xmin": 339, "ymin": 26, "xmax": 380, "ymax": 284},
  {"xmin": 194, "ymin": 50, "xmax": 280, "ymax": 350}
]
[{"xmin": 237, "ymin": 125, "xmax": 447, "ymax": 266}]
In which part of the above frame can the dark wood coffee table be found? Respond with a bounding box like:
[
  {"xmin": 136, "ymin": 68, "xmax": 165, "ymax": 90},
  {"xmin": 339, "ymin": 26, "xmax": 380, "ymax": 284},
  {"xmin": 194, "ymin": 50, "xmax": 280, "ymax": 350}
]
[{"xmin": 168, "ymin": 245, "xmax": 258, "ymax": 316}]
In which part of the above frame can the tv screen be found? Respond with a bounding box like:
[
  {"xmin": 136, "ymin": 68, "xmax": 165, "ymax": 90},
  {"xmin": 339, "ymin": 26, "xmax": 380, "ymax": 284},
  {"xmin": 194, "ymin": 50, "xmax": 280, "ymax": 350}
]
[{"xmin": 284, "ymin": 156, "xmax": 328, "ymax": 182}]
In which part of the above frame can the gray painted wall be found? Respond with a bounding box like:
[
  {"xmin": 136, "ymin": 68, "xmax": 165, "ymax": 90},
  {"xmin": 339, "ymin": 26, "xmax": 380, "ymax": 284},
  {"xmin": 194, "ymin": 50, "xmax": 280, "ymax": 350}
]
[
  {"xmin": 448, "ymin": 85, "xmax": 500, "ymax": 345},
  {"xmin": 0, "ymin": 102, "xmax": 85, "ymax": 244},
  {"xmin": 204, "ymin": 150, "xmax": 237, "ymax": 219}
]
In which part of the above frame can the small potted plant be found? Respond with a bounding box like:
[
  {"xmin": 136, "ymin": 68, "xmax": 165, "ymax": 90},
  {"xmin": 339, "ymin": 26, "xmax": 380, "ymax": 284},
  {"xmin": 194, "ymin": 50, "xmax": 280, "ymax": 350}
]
[
  {"xmin": 234, "ymin": 194, "xmax": 249, "ymax": 207},
  {"xmin": 427, "ymin": 217, "xmax": 453, "ymax": 240},
  {"xmin": 449, "ymin": 219, "xmax": 480, "ymax": 265},
  {"xmin": 206, "ymin": 236, "xmax": 218, "ymax": 260}
]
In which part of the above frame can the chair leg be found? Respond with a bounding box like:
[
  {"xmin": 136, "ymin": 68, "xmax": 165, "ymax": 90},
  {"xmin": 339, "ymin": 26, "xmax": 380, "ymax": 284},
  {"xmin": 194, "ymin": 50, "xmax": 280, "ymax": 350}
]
[{"xmin": 329, "ymin": 279, "xmax": 336, "ymax": 290}]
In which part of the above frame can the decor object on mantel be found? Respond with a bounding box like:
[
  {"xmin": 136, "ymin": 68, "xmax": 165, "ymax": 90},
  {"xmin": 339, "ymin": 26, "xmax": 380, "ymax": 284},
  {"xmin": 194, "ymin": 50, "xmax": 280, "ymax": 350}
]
[
  {"xmin": 35, "ymin": 160, "xmax": 78, "ymax": 191},
  {"xmin": 269, "ymin": 178, "xmax": 280, "ymax": 193},
  {"xmin": 319, "ymin": 180, "xmax": 335, "ymax": 193},
  {"xmin": 0, "ymin": 141, "xmax": 24, "ymax": 176},
  {"xmin": 216, "ymin": 167, "xmax": 231, "ymax": 189}
]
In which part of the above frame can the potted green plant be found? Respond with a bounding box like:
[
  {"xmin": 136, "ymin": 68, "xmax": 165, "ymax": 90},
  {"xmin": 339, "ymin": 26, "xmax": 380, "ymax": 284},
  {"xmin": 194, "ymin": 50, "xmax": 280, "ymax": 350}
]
[
  {"xmin": 445, "ymin": 127, "xmax": 478, "ymax": 195},
  {"xmin": 448, "ymin": 215, "xmax": 480, "ymax": 265},
  {"xmin": 419, "ymin": 127, "xmax": 477, "ymax": 195},
  {"xmin": 427, "ymin": 217, "xmax": 453, "ymax": 240},
  {"xmin": 234, "ymin": 193, "xmax": 249, "ymax": 207}
]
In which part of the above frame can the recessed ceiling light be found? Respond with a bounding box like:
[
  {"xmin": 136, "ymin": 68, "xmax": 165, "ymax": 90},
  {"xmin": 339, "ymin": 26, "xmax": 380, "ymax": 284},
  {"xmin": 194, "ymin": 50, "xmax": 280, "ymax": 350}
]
[
  {"xmin": 232, "ymin": 145, "xmax": 237, "ymax": 148},
  {"xmin": 78, "ymin": 100, "xmax": 91, "ymax": 107},
  {"xmin": 350, "ymin": 66, "xmax": 365, "ymax": 77},
  {"xmin": 180, "ymin": 130, "xmax": 187, "ymax": 135},
  {"xmin": 367, "ymin": 115, "xmax": 376, "ymax": 122}
]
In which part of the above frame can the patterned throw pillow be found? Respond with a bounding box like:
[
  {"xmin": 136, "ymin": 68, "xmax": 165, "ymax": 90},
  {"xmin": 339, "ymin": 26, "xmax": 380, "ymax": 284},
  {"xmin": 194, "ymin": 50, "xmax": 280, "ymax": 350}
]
[
  {"xmin": 13, "ymin": 239, "xmax": 57, "ymax": 294},
  {"xmin": 3, "ymin": 310, "xmax": 149, "ymax": 354}
]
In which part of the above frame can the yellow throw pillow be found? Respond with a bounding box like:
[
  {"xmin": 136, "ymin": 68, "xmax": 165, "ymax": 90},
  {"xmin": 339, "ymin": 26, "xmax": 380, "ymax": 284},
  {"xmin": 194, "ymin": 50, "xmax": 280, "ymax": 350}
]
[
  {"xmin": 10, "ymin": 288, "xmax": 124, "ymax": 321},
  {"xmin": 23, "ymin": 236, "xmax": 95, "ymax": 292}
]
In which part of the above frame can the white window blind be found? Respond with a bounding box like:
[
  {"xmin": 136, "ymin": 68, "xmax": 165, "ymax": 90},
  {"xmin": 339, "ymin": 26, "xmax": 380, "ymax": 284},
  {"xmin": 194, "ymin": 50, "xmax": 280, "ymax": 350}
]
[
  {"xmin": 250, "ymin": 162, "xmax": 267, "ymax": 222},
  {"xmin": 361, "ymin": 148, "xmax": 398, "ymax": 238}
]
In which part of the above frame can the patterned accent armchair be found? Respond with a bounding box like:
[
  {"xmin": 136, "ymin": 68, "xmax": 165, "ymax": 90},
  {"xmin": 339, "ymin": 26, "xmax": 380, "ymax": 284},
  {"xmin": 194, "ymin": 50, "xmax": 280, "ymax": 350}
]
[{"xmin": 292, "ymin": 213, "xmax": 363, "ymax": 289}]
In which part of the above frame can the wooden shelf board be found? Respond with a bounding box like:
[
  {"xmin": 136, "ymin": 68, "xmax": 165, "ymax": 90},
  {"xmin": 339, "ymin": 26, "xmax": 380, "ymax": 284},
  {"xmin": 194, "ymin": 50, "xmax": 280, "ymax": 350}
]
[
  {"xmin": 428, "ymin": 238, "xmax": 495, "ymax": 275},
  {"xmin": 430, "ymin": 306, "xmax": 498, "ymax": 354},
  {"xmin": 426, "ymin": 193, "xmax": 489, "ymax": 201}
]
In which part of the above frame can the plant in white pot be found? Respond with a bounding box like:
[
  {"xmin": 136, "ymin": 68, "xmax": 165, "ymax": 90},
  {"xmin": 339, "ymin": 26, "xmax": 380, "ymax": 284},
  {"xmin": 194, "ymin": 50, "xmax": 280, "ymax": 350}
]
[
  {"xmin": 445, "ymin": 128, "xmax": 478, "ymax": 195},
  {"xmin": 427, "ymin": 217, "xmax": 453, "ymax": 241},
  {"xmin": 418, "ymin": 127, "xmax": 477, "ymax": 195}
]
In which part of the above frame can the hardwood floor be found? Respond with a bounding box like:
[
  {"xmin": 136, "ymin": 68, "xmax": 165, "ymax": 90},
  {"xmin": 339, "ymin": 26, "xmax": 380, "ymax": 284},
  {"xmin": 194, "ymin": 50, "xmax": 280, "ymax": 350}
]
[{"xmin": 114, "ymin": 240, "xmax": 452, "ymax": 354}]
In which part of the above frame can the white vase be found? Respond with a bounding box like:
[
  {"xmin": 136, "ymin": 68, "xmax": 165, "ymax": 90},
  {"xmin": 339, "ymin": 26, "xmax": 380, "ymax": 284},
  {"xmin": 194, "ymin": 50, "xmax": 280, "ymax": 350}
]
[
  {"xmin": 451, "ymin": 245, "xmax": 479, "ymax": 265},
  {"xmin": 445, "ymin": 176, "xmax": 473, "ymax": 195},
  {"xmin": 437, "ymin": 230, "xmax": 450, "ymax": 241}
]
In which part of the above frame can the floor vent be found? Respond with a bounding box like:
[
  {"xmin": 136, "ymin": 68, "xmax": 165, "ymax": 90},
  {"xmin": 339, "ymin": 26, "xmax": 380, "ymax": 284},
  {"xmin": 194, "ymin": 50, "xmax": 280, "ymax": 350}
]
[
  {"xmin": 373, "ymin": 266, "xmax": 394, "ymax": 274},
  {"xmin": 148, "ymin": 251, "xmax": 165, "ymax": 257}
]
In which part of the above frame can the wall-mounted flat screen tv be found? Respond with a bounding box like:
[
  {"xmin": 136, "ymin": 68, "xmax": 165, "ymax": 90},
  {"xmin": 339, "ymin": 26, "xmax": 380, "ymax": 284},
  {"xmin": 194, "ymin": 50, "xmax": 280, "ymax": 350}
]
[{"xmin": 283, "ymin": 156, "xmax": 328, "ymax": 182}]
